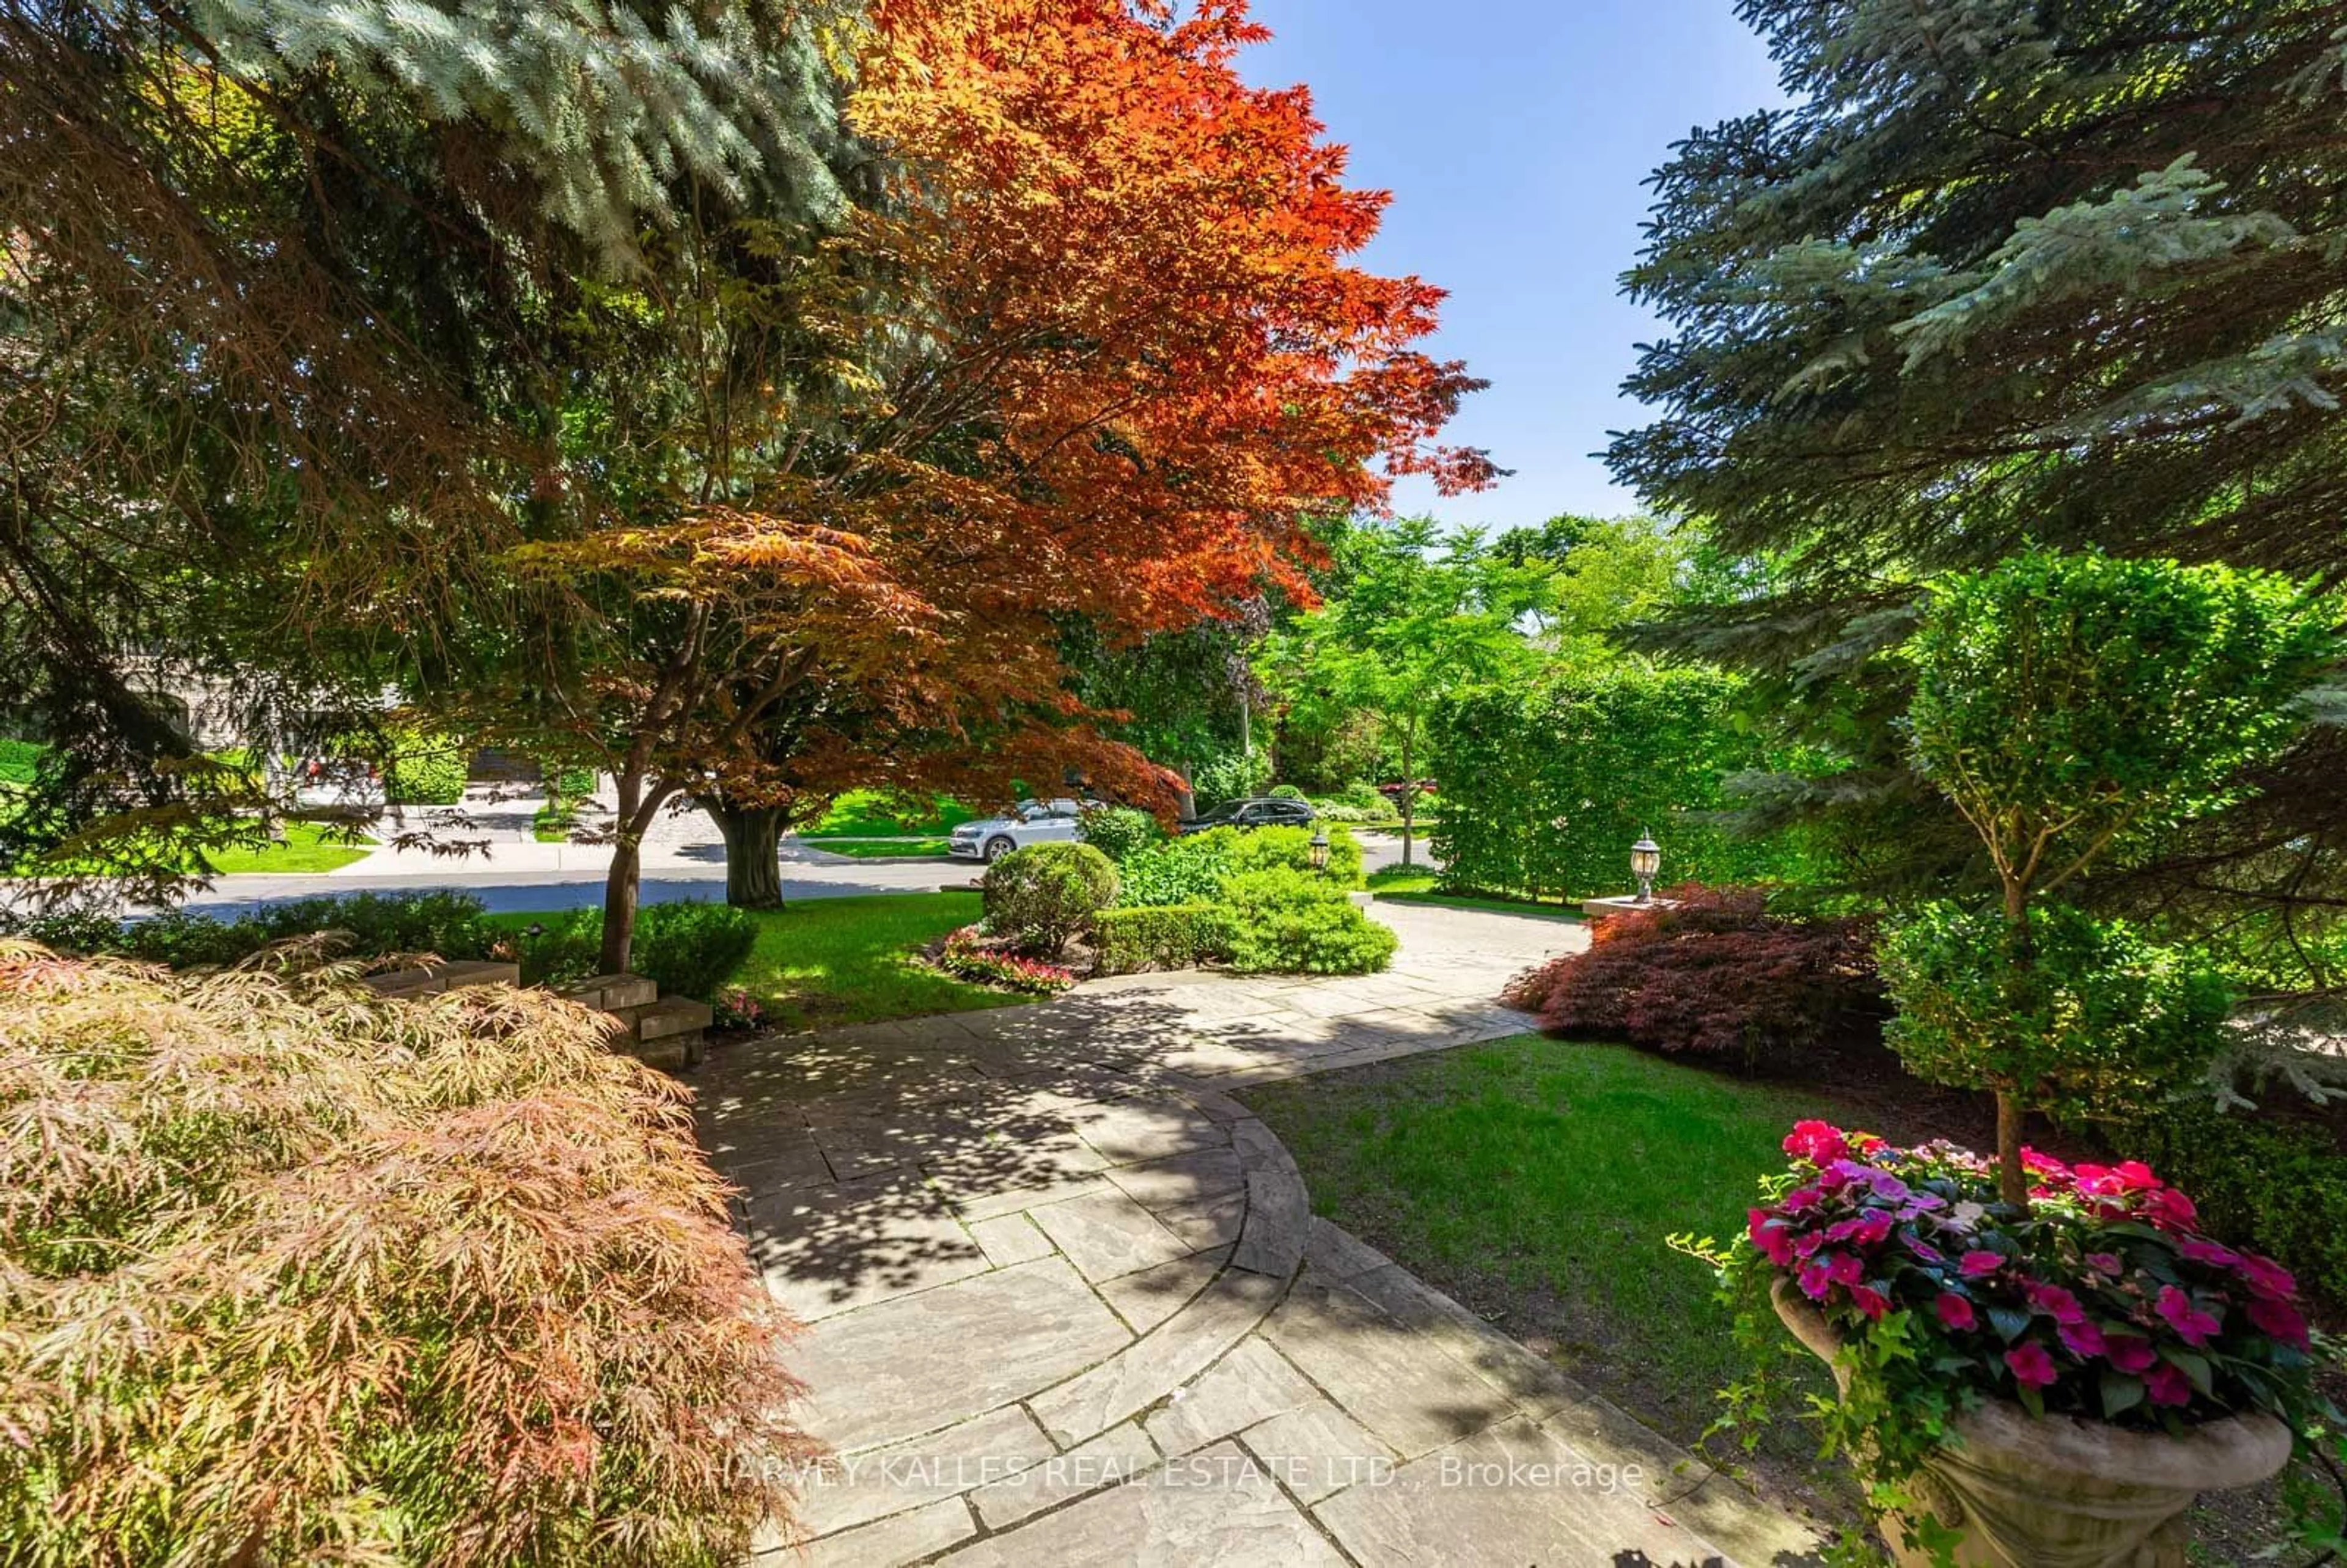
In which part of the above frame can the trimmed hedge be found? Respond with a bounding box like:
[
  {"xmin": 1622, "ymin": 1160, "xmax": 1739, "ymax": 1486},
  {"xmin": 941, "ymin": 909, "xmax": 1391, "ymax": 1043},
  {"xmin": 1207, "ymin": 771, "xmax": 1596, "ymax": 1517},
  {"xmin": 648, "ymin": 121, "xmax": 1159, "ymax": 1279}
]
[
  {"xmin": 1094, "ymin": 904, "xmax": 1236, "ymax": 975},
  {"xmin": 6, "ymin": 891, "xmax": 498, "ymax": 970},
  {"xmin": 1431, "ymin": 667, "xmax": 1812, "ymax": 901}
]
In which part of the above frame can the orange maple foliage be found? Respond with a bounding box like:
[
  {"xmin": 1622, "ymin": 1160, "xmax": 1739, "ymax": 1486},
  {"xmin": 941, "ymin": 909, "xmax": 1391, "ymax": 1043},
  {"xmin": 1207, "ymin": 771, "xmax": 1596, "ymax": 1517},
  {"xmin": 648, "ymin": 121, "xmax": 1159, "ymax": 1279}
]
[{"xmin": 496, "ymin": 0, "xmax": 1493, "ymax": 962}]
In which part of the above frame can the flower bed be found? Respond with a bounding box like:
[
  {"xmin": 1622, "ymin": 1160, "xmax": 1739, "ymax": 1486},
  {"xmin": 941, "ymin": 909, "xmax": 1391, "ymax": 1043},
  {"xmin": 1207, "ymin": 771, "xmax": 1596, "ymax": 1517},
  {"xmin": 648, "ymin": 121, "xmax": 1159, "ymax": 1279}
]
[
  {"xmin": 1736, "ymin": 1123, "xmax": 2313, "ymax": 1427},
  {"xmin": 933, "ymin": 925, "xmax": 1078, "ymax": 994}
]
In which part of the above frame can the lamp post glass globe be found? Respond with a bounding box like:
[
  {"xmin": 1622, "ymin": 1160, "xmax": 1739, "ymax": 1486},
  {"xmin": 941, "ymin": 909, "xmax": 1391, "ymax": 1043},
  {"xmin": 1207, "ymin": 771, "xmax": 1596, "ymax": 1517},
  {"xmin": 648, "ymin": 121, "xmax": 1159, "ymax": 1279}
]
[
  {"xmin": 1631, "ymin": 833, "xmax": 1661, "ymax": 903},
  {"xmin": 1309, "ymin": 828, "xmax": 1331, "ymax": 873}
]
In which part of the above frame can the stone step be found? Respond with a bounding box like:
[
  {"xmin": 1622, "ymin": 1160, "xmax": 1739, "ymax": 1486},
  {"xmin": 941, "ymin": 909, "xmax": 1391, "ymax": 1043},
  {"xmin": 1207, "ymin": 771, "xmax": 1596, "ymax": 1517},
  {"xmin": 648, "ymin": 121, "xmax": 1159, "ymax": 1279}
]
[
  {"xmin": 637, "ymin": 996, "xmax": 714, "ymax": 1042},
  {"xmin": 361, "ymin": 959, "xmax": 521, "ymax": 998},
  {"xmin": 628, "ymin": 1033, "xmax": 703, "ymax": 1073},
  {"xmin": 554, "ymin": 972, "xmax": 658, "ymax": 1011}
]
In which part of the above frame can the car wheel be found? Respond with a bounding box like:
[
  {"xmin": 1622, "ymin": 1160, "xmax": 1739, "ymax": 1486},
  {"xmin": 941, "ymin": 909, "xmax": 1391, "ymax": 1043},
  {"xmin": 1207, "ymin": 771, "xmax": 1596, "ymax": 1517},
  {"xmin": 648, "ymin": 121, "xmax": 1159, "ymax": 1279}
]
[{"xmin": 983, "ymin": 835, "xmax": 1018, "ymax": 863}]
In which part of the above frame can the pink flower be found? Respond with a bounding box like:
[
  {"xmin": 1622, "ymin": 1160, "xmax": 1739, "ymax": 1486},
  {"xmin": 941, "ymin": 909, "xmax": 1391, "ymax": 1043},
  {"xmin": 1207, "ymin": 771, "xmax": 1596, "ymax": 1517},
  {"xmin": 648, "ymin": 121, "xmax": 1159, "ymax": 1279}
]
[
  {"xmin": 1824, "ymin": 1252, "xmax": 1864, "ymax": 1288},
  {"xmin": 1959, "ymin": 1250, "xmax": 2005, "ymax": 1279},
  {"xmin": 1851, "ymin": 1286, "xmax": 1891, "ymax": 1321},
  {"xmin": 2021, "ymin": 1147, "xmax": 2070, "ymax": 1179},
  {"xmin": 2238, "ymin": 1255, "xmax": 2297, "ymax": 1301},
  {"xmin": 1794, "ymin": 1230, "xmax": 1827, "ymax": 1258},
  {"xmin": 2057, "ymin": 1319, "xmax": 2107, "ymax": 1360},
  {"xmin": 2104, "ymin": 1335, "xmax": 2158, "ymax": 1374},
  {"xmin": 1906, "ymin": 1237, "xmax": 1945, "ymax": 1265},
  {"xmin": 2024, "ymin": 1282, "xmax": 2087, "ymax": 1325},
  {"xmin": 1853, "ymin": 1212, "xmax": 1894, "ymax": 1247},
  {"xmin": 2143, "ymin": 1187, "xmax": 2197, "ymax": 1231},
  {"xmin": 1934, "ymin": 1292, "xmax": 1976, "ymax": 1331},
  {"xmin": 2004, "ymin": 1342, "xmax": 2059, "ymax": 1389},
  {"xmin": 1782, "ymin": 1185, "xmax": 1822, "ymax": 1214},
  {"xmin": 2246, "ymin": 1296, "xmax": 2310, "ymax": 1350},
  {"xmin": 2178, "ymin": 1239, "xmax": 2240, "ymax": 1269},
  {"xmin": 2155, "ymin": 1286, "xmax": 2221, "ymax": 1347},
  {"xmin": 2144, "ymin": 1363, "xmax": 2192, "ymax": 1407},
  {"xmin": 2084, "ymin": 1253, "xmax": 2123, "ymax": 1276},
  {"xmin": 1784, "ymin": 1121, "xmax": 1849, "ymax": 1167},
  {"xmin": 1798, "ymin": 1261, "xmax": 1832, "ymax": 1302},
  {"xmin": 1747, "ymin": 1210, "xmax": 1796, "ymax": 1267}
]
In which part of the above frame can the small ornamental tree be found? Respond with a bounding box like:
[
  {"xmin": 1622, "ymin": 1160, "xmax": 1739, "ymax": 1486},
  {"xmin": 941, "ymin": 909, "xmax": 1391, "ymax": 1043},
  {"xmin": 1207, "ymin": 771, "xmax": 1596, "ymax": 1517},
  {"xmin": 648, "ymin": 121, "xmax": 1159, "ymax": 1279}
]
[{"xmin": 1886, "ymin": 551, "xmax": 2337, "ymax": 1204}]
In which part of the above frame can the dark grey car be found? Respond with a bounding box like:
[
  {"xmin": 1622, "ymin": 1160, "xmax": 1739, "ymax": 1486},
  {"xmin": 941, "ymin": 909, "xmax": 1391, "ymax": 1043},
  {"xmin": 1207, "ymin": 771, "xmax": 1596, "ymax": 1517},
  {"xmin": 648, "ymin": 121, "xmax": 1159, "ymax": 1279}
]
[{"xmin": 1176, "ymin": 796, "xmax": 1318, "ymax": 835}]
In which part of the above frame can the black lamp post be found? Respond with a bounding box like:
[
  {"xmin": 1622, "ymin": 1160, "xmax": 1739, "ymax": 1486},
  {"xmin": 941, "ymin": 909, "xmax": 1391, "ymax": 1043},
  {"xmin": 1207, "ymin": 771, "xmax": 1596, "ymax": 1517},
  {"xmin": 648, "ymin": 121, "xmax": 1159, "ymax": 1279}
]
[
  {"xmin": 1309, "ymin": 827, "xmax": 1331, "ymax": 874},
  {"xmin": 1631, "ymin": 832, "xmax": 1661, "ymax": 903}
]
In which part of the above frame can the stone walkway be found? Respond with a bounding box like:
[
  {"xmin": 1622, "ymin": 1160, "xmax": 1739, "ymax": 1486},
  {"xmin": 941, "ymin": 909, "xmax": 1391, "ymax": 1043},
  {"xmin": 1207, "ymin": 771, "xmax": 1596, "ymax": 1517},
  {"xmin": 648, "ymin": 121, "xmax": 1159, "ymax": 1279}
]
[{"xmin": 694, "ymin": 903, "xmax": 1822, "ymax": 1567}]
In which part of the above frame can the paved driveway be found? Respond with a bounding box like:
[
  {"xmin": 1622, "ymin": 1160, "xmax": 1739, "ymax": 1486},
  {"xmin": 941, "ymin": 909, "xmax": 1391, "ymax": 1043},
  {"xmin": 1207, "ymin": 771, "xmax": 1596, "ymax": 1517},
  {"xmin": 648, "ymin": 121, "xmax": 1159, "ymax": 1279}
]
[{"xmin": 697, "ymin": 904, "xmax": 1820, "ymax": 1566}]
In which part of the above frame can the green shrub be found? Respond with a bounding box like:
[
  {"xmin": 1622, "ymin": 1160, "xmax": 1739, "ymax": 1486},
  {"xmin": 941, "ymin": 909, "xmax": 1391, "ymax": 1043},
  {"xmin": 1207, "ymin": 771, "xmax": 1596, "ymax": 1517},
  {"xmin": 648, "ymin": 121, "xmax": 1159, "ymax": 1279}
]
[
  {"xmin": 0, "ymin": 738, "xmax": 45, "ymax": 788},
  {"xmin": 1192, "ymin": 746, "xmax": 1270, "ymax": 807},
  {"xmin": 0, "ymin": 944, "xmax": 813, "ymax": 1563},
  {"xmin": 1114, "ymin": 828, "xmax": 1238, "ymax": 907},
  {"xmin": 7, "ymin": 892, "xmax": 500, "ymax": 970},
  {"xmin": 1879, "ymin": 901, "xmax": 2232, "ymax": 1126},
  {"xmin": 1335, "ymin": 779, "xmax": 1387, "ymax": 811},
  {"xmin": 2120, "ymin": 1103, "xmax": 2347, "ymax": 1314},
  {"xmin": 383, "ymin": 731, "xmax": 469, "ymax": 805},
  {"xmin": 1267, "ymin": 783, "xmax": 1306, "ymax": 800},
  {"xmin": 1077, "ymin": 804, "xmax": 1161, "ymax": 862},
  {"xmin": 515, "ymin": 901, "xmax": 757, "ymax": 1000},
  {"xmin": 980, "ymin": 842, "xmax": 1119, "ymax": 956},
  {"xmin": 544, "ymin": 763, "xmax": 598, "ymax": 802},
  {"xmin": 1093, "ymin": 904, "xmax": 1237, "ymax": 975},
  {"xmin": 1227, "ymin": 822, "xmax": 1364, "ymax": 888},
  {"xmin": 1219, "ymin": 868, "xmax": 1396, "ymax": 975},
  {"xmin": 1312, "ymin": 793, "xmax": 1399, "ymax": 827}
]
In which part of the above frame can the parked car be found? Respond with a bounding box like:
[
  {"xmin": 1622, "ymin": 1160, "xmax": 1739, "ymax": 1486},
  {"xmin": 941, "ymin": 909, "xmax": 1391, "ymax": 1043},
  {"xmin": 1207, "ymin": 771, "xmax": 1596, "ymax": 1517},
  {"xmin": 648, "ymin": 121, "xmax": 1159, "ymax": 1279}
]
[
  {"xmin": 1176, "ymin": 796, "xmax": 1318, "ymax": 835},
  {"xmin": 1376, "ymin": 779, "xmax": 1438, "ymax": 804},
  {"xmin": 947, "ymin": 798, "xmax": 1101, "ymax": 863}
]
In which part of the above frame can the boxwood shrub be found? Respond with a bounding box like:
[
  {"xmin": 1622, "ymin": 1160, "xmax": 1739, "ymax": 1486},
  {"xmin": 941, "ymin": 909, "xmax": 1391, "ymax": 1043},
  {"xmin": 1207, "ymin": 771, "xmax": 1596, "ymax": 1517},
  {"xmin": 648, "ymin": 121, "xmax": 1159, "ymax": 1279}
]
[
  {"xmin": 1219, "ymin": 868, "xmax": 1395, "ymax": 975},
  {"xmin": 6, "ymin": 891, "xmax": 498, "ymax": 970},
  {"xmin": 1094, "ymin": 904, "xmax": 1237, "ymax": 975},
  {"xmin": 515, "ymin": 901, "xmax": 757, "ymax": 1001},
  {"xmin": 980, "ymin": 842, "xmax": 1119, "ymax": 956}
]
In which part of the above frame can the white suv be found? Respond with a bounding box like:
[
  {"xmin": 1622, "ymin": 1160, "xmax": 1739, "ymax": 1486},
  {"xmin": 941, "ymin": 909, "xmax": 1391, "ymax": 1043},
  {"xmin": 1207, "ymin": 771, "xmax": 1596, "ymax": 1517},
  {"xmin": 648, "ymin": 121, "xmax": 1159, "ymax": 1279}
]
[{"xmin": 947, "ymin": 798, "xmax": 1098, "ymax": 863}]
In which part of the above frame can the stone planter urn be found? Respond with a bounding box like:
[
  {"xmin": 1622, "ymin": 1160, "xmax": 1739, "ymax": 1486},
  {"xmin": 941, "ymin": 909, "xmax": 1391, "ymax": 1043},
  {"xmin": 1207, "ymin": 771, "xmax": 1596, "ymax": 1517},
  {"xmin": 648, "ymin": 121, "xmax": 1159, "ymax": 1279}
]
[{"xmin": 1772, "ymin": 1282, "xmax": 2292, "ymax": 1567}]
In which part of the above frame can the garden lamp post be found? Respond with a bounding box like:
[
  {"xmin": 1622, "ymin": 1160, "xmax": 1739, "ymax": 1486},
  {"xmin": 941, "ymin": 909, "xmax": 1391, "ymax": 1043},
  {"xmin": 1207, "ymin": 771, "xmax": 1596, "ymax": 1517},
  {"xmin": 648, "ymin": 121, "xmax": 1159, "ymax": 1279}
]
[
  {"xmin": 1631, "ymin": 832, "xmax": 1661, "ymax": 903},
  {"xmin": 1309, "ymin": 827, "xmax": 1331, "ymax": 874}
]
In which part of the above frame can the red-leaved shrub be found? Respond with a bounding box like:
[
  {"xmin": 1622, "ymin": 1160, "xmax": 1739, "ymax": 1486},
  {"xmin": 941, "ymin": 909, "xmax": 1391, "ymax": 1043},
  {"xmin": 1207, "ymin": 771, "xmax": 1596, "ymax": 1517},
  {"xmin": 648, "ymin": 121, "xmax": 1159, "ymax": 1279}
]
[
  {"xmin": 0, "ymin": 941, "xmax": 816, "ymax": 1564},
  {"xmin": 1502, "ymin": 886, "xmax": 1884, "ymax": 1067}
]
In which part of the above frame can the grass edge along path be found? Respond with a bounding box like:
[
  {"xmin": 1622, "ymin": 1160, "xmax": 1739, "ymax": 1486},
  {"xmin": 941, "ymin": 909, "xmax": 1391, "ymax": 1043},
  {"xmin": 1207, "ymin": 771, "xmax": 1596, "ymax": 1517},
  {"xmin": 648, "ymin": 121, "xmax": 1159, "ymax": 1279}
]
[{"xmin": 1240, "ymin": 1033, "xmax": 1845, "ymax": 1515}]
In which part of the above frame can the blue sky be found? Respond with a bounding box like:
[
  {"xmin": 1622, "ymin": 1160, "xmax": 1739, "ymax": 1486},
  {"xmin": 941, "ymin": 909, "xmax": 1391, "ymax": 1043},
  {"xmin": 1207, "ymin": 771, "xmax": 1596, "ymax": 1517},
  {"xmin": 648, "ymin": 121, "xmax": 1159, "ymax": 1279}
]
[{"xmin": 1238, "ymin": 0, "xmax": 1785, "ymax": 527}]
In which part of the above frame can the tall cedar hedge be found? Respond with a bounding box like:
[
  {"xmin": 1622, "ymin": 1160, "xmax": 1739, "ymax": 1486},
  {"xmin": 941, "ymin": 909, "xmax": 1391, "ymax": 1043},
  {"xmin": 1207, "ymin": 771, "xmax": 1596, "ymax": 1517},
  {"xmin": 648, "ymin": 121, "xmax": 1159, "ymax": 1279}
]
[{"xmin": 1430, "ymin": 666, "xmax": 1814, "ymax": 901}]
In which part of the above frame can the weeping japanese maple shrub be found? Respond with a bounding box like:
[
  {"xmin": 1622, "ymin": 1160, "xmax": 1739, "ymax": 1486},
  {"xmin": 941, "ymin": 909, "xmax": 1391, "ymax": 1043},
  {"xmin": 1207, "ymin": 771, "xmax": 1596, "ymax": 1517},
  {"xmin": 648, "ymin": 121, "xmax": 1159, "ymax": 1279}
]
[{"xmin": 0, "ymin": 942, "xmax": 815, "ymax": 1564}]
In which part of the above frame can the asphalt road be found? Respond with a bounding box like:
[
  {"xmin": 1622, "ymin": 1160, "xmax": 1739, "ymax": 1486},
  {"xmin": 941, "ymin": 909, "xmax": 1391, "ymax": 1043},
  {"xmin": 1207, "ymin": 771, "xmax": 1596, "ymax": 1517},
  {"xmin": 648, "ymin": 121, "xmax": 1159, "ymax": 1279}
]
[{"xmin": 170, "ymin": 831, "xmax": 1434, "ymax": 918}]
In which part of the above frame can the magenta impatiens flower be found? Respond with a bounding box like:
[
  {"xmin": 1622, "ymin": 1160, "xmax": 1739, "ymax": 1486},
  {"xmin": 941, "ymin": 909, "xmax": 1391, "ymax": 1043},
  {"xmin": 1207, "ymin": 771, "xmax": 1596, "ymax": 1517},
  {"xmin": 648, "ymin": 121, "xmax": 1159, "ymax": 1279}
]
[
  {"xmin": 1747, "ymin": 1210, "xmax": 1795, "ymax": 1267},
  {"xmin": 2144, "ymin": 1363, "xmax": 2192, "ymax": 1407},
  {"xmin": 1933, "ymin": 1292, "xmax": 1975, "ymax": 1331},
  {"xmin": 1850, "ymin": 1285, "xmax": 1891, "ymax": 1321},
  {"xmin": 2057, "ymin": 1319, "xmax": 2106, "ymax": 1360},
  {"xmin": 2155, "ymin": 1286, "xmax": 2221, "ymax": 1347},
  {"xmin": 2104, "ymin": 1335, "xmax": 2158, "ymax": 1374},
  {"xmin": 1783, "ymin": 1120, "xmax": 1849, "ymax": 1167},
  {"xmin": 2238, "ymin": 1255, "xmax": 2297, "ymax": 1300},
  {"xmin": 2024, "ymin": 1281, "xmax": 2086, "ymax": 1325},
  {"xmin": 2004, "ymin": 1342, "xmax": 2058, "ymax": 1388},
  {"xmin": 2178, "ymin": 1239, "xmax": 2241, "ymax": 1268},
  {"xmin": 2084, "ymin": 1252, "xmax": 2123, "ymax": 1276},
  {"xmin": 2246, "ymin": 1295, "xmax": 2310, "ymax": 1350},
  {"xmin": 1958, "ymin": 1250, "xmax": 2004, "ymax": 1278}
]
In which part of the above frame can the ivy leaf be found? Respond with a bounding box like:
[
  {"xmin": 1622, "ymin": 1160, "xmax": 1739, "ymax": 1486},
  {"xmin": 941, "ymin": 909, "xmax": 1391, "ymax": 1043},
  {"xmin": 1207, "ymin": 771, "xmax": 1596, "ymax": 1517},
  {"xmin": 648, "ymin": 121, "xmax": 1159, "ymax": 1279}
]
[{"xmin": 2099, "ymin": 1371, "xmax": 2145, "ymax": 1420}]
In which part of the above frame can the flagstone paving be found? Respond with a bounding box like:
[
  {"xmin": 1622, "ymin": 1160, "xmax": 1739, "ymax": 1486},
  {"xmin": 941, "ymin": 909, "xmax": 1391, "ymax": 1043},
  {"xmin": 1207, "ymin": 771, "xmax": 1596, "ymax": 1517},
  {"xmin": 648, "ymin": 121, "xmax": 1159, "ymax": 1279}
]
[{"xmin": 697, "ymin": 902, "xmax": 1824, "ymax": 1567}]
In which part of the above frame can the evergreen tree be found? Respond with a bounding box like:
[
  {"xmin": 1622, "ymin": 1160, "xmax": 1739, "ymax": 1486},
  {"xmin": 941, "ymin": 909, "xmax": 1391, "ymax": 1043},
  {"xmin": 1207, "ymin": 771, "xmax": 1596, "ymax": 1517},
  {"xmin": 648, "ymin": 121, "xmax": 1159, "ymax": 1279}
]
[{"xmin": 1612, "ymin": 0, "xmax": 2347, "ymax": 923}]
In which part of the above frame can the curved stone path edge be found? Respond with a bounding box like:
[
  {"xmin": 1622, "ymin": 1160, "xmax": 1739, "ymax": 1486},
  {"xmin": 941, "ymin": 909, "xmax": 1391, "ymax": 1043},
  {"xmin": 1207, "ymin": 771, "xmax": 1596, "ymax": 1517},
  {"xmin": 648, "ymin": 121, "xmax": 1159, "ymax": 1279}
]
[{"xmin": 694, "ymin": 903, "xmax": 1825, "ymax": 1567}]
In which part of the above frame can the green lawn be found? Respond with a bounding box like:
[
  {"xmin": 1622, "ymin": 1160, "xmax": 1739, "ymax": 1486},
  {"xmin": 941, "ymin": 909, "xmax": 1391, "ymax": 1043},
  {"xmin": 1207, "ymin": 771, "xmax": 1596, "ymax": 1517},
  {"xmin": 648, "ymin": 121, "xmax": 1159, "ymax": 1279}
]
[
  {"xmin": 489, "ymin": 892, "xmax": 1007, "ymax": 1035},
  {"xmin": 1241, "ymin": 1034, "xmax": 1840, "ymax": 1503},
  {"xmin": 209, "ymin": 824, "xmax": 375, "ymax": 874},
  {"xmin": 1365, "ymin": 866, "xmax": 1584, "ymax": 920},
  {"xmin": 802, "ymin": 790, "xmax": 980, "ymax": 838},
  {"xmin": 806, "ymin": 837, "xmax": 953, "ymax": 859}
]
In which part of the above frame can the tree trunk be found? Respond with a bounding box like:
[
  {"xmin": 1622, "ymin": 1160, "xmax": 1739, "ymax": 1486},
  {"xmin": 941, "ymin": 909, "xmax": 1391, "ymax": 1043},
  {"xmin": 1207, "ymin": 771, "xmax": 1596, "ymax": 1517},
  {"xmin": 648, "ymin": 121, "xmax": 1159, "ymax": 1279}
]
[
  {"xmin": 600, "ymin": 833, "xmax": 642, "ymax": 976},
  {"xmin": 1996, "ymin": 873, "xmax": 2032, "ymax": 1206},
  {"xmin": 1398, "ymin": 727, "xmax": 1416, "ymax": 868},
  {"xmin": 1996, "ymin": 1090, "xmax": 2029, "ymax": 1207},
  {"xmin": 712, "ymin": 802, "xmax": 787, "ymax": 909}
]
